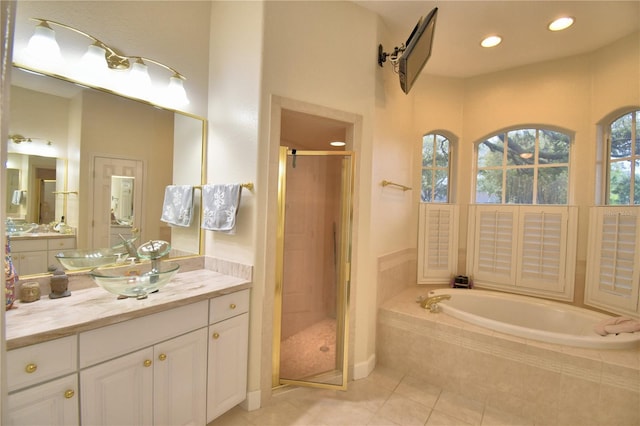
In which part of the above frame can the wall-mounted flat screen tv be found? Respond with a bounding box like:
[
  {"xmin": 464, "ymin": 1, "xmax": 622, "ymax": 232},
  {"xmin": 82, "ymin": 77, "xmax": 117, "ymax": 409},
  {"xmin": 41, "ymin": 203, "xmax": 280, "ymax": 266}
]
[{"xmin": 399, "ymin": 7, "xmax": 438, "ymax": 94}]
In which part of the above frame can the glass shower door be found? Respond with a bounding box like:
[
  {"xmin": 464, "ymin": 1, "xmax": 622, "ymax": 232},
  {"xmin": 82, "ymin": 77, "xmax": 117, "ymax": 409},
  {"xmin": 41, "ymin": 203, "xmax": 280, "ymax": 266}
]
[{"xmin": 274, "ymin": 148, "xmax": 354, "ymax": 390}]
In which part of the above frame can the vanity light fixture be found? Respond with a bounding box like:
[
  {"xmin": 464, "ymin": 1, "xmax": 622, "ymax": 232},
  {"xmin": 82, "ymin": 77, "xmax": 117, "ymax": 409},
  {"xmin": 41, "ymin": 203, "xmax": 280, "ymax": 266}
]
[
  {"xmin": 548, "ymin": 16, "xmax": 575, "ymax": 32},
  {"xmin": 480, "ymin": 35, "xmax": 502, "ymax": 48},
  {"xmin": 18, "ymin": 18, "xmax": 189, "ymax": 109}
]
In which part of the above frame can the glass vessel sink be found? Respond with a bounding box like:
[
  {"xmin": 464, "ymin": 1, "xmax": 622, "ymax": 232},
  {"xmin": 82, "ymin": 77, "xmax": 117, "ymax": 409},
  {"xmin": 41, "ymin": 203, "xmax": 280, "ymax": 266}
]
[
  {"xmin": 55, "ymin": 248, "xmax": 120, "ymax": 270},
  {"xmin": 6, "ymin": 222, "xmax": 36, "ymax": 236},
  {"xmin": 90, "ymin": 261, "xmax": 180, "ymax": 299}
]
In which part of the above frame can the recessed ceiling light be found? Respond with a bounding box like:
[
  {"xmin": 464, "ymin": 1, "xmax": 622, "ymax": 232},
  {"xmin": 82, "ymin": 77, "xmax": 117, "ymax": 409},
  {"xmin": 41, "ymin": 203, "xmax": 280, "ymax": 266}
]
[
  {"xmin": 481, "ymin": 35, "xmax": 502, "ymax": 48},
  {"xmin": 548, "ymin": 16, "xmax": 574, "ymax": 31},
  {"xmin": 330, "ymin": 141, "xmax": 346, "ymax": 147}
]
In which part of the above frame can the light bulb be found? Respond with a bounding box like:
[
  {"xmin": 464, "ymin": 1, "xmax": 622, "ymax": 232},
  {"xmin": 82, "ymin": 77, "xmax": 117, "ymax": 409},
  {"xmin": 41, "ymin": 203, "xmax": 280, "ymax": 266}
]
[
  {"xmin": 548, "ymin": 17, "xmax": 574, "ymax": 32},
  {"xmin": 75, "ymin": 44, "xmax": 109, "ymax": 87},
  {"xmin": 23, "ymin": 21, "xmax": 64, "ymax": 72},
  {"xmin": 481, "ymin": 35, "xmax": 502, "ymax": 48},
  {"xmin": 126, "ymin": 60, "xmax": 152, "ymax": 100},
  {"xmin": 163, "ymin": 75, "xmax": 190, "ymax": 108}
]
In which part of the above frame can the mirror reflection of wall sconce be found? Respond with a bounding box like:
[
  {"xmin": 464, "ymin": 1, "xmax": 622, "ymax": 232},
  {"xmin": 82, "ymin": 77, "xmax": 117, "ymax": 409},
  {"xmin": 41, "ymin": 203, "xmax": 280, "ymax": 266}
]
[
  {"xmin": 9, "ymin": 134, "xmax": 53, "ymax": 146},
  {"xmin": 15, "ymin": 18, "xmax": 189, "ymax": 110}
]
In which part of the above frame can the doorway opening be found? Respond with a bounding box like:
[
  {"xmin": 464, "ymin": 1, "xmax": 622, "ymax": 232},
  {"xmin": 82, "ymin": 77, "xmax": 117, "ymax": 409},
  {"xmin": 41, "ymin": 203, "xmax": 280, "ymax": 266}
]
[{"xmin": 273, "ymin": 108, "xmax": 354, "ymax": 391}]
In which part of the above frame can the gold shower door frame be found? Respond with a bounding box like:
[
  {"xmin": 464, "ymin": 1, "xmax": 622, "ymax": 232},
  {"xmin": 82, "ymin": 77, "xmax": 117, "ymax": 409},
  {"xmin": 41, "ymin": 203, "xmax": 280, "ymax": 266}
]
[{"xmin": 273, "ymin": 147, "xmax": 354, "ymax": 390}]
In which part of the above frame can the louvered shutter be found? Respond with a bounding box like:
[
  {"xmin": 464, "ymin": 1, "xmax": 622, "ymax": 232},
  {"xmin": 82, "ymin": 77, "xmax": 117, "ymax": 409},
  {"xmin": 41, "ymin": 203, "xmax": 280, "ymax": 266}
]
[
  {"xmin": 470, "ymin": 205, "xmax": 517, "ymax": 286},
  {"xmin": 516, "ymin": 207, "xmax": 572, "ymax": 293},
  {"xmin": 417, "ymin": 203, "xmax": 458, "ymax": 284},
  {"xmin": 585, "ymin": 207, "xmax": 640, "ymax": 315}
]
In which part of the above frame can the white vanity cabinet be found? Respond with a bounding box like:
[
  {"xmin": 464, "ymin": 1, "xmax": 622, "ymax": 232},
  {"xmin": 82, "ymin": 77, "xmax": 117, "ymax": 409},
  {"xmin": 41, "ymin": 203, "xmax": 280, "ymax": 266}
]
[
  {"xmin": 207, "ymin": 289, "xmax": 250, "ymax": 422},
  {"xmin": 79, "ymin": 301, "xmax": 209, "ymax": 426},
  {"xmin": 6, "ymin": 336, "xmax": 79, "ymax": 426},
  {"xmin": 10, "ymin": 235, "xmax": 76, "ymax": 275},
  {"xmin": 9, "ymin": 239, "xmax": 48, "ymax": 276},
  {"xmin": 81, "ymin": 328, "xmax": 207, "ymax": 426},
  {"xmin": 5, "ymin": 278, "xmax": 251, "ymax": 426}
]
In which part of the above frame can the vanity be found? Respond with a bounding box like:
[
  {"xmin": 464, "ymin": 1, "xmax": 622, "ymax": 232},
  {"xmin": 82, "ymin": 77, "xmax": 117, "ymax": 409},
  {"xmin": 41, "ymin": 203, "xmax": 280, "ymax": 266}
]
[
  {"xmin": 5, "ymin": 266, "xmax": 251, "ymax": 425},
  {"xmin": 9, "ymin": 234, "xmax": 76, "ymax": 276}
]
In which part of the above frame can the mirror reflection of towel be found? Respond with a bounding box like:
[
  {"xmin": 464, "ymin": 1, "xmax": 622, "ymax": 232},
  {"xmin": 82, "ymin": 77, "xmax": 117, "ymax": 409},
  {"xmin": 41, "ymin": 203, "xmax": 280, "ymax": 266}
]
[
  {"xmin": 160, "ymin": 185, "xmax": 193, "ymax": 227},
  {"xmin": 201, "ymin": 184, "xmax": 242, "ymax": 233},
  {"xmin": 11, "ymin": 190, "xmax": 22, "ymax": 206}
]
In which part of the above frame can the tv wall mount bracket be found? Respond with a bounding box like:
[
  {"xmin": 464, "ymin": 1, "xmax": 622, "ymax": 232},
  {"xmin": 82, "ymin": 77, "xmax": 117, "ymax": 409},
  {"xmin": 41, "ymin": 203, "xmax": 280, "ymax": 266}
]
[{"xmin": 378, "ymin": 43, "xmax": 405, "ymax": 70}]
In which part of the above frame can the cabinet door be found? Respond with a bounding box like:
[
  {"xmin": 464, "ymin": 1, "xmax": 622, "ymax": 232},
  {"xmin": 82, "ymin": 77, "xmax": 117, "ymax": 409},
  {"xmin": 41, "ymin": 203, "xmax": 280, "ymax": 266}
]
[
  {"xmin": 80, "ymin": 347, "xmax": 153, "ymax": 426},
  {"xmin": 154, "ymin": 328, "xmax": 207, "ymax": 426},
  {"xmin": 207, "ymin": 313, "xmax": 249, "ymax": 423},
  {"xmin": 7, "ymin": 374, "xmax": 78, "ymax": 426},
  {"xmin": 15, "ymin": 250, "xmax": 48, "ymax": 276}
]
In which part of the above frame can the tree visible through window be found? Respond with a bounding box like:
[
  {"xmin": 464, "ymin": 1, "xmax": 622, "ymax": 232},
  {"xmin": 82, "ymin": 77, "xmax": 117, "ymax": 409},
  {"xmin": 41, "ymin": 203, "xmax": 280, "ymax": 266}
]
[
  {"xmin": 608, "ymin": 110, "xmax": 640, "ymax": 205},
  {"xmin": 421, "ymin": 134, "xmax": 450, "ymax": 202},
  {"xmin": 476, "ymin": 128, "xmax": 570, "ymax": 204}
]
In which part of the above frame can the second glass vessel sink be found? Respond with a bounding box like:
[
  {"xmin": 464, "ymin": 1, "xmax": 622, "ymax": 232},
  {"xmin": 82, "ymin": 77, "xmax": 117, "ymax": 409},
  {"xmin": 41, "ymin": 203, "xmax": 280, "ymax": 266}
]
[{"xmin": 90, "ymin": 261, "xmax": 180, "ymax": 299}]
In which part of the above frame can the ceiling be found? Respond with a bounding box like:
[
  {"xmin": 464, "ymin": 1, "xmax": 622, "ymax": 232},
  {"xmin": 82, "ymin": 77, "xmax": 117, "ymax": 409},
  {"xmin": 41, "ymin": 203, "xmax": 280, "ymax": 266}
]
[
  {"xmin": 356, "ymin": 0, "xmax": 640, "ymax": 78},
  {"xmin": 284, "ymin": 1, "xmax": 639, "ymax": 149}
]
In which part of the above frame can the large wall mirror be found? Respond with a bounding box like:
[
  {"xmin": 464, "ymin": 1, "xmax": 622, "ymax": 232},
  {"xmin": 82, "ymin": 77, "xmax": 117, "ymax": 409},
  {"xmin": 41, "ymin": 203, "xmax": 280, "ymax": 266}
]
[{"xmin": 7, "ymin": 65, "xmax": 206, "ymax": 277}]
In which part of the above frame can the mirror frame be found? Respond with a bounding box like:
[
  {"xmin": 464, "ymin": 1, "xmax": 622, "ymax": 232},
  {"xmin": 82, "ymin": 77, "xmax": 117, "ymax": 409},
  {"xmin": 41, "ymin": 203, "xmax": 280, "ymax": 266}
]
[{"xmin": 8, "ymin": 63, "xmax": 207, "ymax": 277}]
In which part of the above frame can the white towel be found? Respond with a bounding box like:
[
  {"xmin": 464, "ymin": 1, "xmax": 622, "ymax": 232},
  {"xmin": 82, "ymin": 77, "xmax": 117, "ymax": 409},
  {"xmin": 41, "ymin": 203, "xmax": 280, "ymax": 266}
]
[
  {"xmin": 201, "ymin": 184, "xmax": 242, "ymax": 233},
  {"xmin": 160, "ymin": 185, "xmax": 194, "ymax": 227},
  {"xmin": 11, "ymin": 190, "xmax": 22, "ymax": 205}
]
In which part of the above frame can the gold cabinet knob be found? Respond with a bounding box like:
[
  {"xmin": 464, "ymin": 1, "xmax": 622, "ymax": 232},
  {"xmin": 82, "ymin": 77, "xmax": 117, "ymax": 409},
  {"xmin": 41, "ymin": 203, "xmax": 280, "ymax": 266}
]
[
  {"xmin": 25, "ymin": 363, "xmax": 38, "ymax": 374},
  {"xmin": 229, "ymin": 303, "xmax": 237, "ymax": 309},
  {"xmin": 64, "ymin": 389, "xmax": 75, "ymax": 399},
  {"xmin": 212, "ymin": 332, "xmax": 220, "ymax": 339},
  {"xmin": 158, "ymin": 353, "xmax": 167, "ymax": 361},
  {"xmin": 143, "ymin": 359, "xmax": 152, "ymax": 367}
]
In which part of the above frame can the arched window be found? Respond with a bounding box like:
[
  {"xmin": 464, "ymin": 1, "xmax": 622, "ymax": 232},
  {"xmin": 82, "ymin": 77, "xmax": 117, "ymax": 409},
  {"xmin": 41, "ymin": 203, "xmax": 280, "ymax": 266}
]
[
  {"xmin": 421, "ymin": 133, "xmax": 450, "ymax": 202},
  {"xmin": 475, "ymin": 128, "xmax": 571, "ymax": 204},
  {"xmin": 606, "ymin": 110, "xmax": 640, "ymax": 205}
]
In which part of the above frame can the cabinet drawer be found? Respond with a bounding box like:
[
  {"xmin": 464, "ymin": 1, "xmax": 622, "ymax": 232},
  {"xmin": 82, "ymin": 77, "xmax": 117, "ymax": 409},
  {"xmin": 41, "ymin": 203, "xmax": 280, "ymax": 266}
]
[
  {"xmin": 7, "ymin": 336, "xmax": 77, "ymax": 392},
  {"xmin": 10, "ymin": 239, "xmax": 47, "ymax": 252},
  {"xmin": 209, "ymin": 289, "xmax": 250, "ymax": 324},
  {"xmin": 80, "ymin": 300, "xmax": 208, "ymax": 368},
  {"xmin": 48, "ymin": 237, "xmax": 76, "ymax": 251}
]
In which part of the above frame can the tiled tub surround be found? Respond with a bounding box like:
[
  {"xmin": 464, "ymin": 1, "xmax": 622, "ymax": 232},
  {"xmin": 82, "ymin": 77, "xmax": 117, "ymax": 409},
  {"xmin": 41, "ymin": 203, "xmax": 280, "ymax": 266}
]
[
  {"xmin": 6, "ymin": 258, "xmax": 252, "ymax": 349},
  {"xmin": 377, "ymin": 287, "xmax": 640, "ymax": 426}
]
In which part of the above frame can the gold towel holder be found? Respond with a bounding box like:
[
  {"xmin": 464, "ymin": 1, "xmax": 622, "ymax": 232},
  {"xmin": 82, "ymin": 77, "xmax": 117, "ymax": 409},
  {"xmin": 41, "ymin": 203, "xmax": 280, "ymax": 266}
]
[
  {"xmin": 381, "ymin": 180, "xmax": 412, "ymax": 192},
  {"xmin": 193, "ymin": 183, "xmax": 254, "ymax": 191}
]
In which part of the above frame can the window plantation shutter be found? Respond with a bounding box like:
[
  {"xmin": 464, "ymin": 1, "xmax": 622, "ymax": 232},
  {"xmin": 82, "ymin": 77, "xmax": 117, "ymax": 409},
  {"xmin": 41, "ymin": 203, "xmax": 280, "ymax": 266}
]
[
  {"xmin": 470, "ymin": 205, "xmax": 517, "ymax": 286},
  {"xmin": 468, "ymin": 205, "xmax": 576, "ymax": 300},
  {"xmin": 585, "ymin": 207, "xmax": 640, "ymax": 315},
  {"xmin": 516, "ymin": 207, "xmax": 570, "ymax": 293},
  {"xmin": 417, "ymin": 204, "xmax": 458, "ymax": 284}
]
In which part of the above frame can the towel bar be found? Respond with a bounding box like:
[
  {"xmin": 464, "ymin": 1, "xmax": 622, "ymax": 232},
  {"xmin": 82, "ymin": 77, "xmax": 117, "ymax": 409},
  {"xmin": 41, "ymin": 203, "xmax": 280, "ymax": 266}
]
[{"xmin": 381, "ymin": 180, "xmax": 412, "ymax": 191}]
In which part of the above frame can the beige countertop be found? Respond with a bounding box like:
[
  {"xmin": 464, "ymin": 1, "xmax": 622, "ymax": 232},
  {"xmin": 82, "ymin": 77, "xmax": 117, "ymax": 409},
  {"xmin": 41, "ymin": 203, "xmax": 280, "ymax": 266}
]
[
  {"xmin": 6, "ymin": 268, "xmax": 251, "ymax": 350},
  {"xmin": 10, "ymin": 232, "xmax": 75, "ymax": 240}
]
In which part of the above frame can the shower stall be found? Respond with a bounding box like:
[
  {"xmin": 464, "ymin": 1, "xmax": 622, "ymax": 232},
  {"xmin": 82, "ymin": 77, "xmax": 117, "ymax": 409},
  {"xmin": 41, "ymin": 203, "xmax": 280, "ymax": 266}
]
[{"xmin": 273, "ymin": 147, "xmax": 354, "ymax": 390}]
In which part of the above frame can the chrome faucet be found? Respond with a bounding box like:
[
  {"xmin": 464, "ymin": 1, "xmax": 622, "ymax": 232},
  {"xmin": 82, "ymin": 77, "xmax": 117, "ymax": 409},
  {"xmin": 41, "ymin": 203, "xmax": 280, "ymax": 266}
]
[{"xmin": 418, "ymin": 294, "xmax": 451, "ymax": 312}]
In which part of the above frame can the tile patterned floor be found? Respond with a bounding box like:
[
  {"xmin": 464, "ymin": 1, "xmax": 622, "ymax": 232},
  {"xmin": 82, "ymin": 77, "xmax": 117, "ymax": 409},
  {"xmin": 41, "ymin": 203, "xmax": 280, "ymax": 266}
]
[{"xmin": 208, "ymin": 365, "xmax": 534, "ymax": 426}]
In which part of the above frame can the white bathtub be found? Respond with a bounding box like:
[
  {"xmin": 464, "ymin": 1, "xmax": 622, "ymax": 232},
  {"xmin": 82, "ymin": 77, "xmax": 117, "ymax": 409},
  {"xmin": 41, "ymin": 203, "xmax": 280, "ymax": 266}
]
[{"xmin": 427, "ymin": 288, "xmax": 640, "ymax": 349}]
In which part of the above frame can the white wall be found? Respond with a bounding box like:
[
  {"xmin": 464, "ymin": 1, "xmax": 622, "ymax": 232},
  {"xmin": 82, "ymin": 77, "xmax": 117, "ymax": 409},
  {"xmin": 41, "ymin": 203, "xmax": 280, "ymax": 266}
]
[{"xmin": 207, "ymin": 0, "xmax": 264, "ymax": 406}]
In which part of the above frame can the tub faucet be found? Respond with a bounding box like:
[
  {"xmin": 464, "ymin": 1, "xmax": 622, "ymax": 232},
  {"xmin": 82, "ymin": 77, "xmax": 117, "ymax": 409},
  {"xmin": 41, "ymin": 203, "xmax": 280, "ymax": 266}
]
[{"xmin": 419, "ymin": 294, "xmax": 451, "ymax": 312}]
